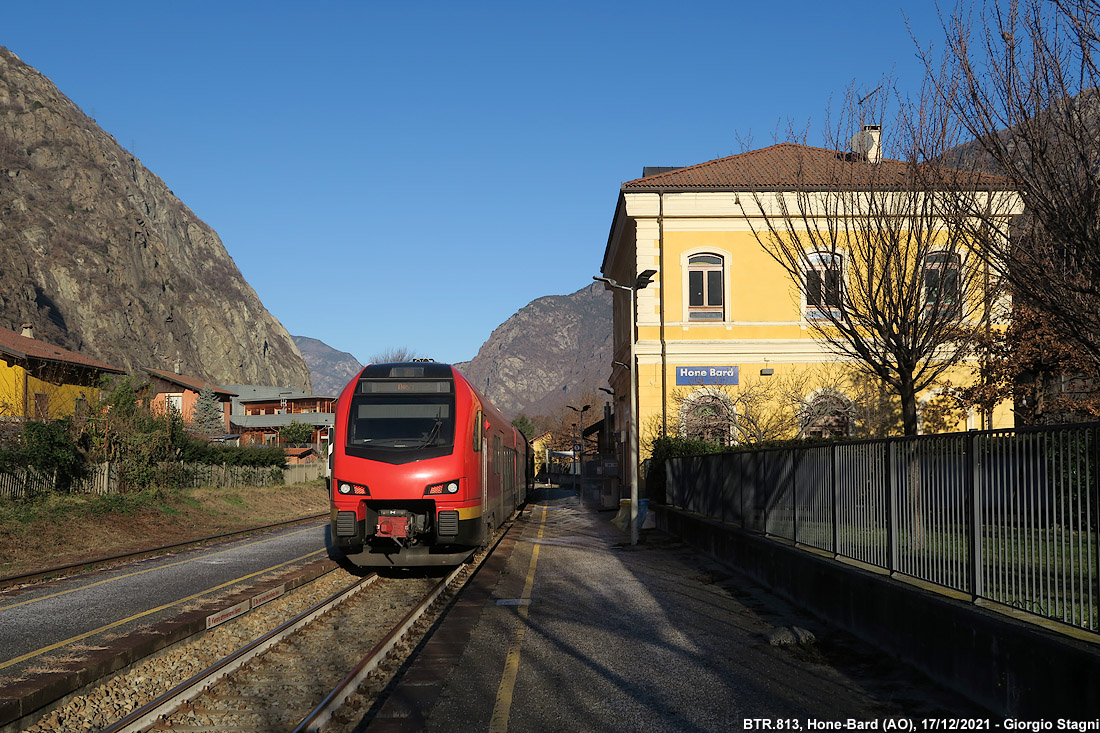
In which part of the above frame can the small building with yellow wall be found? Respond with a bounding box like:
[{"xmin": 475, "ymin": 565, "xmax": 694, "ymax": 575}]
[{"xmin": 0, "ymin": 323, "xmax": 124, "ymax": 420}]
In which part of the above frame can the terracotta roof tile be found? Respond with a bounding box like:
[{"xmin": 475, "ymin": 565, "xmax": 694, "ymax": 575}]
[
  {"xmin": 0, "ymin": 326, "xmax": 124, "ymax": 373},
  {"xmin": 621, "ymin": 142, "xmax": 1009, "ymax": 191},
  {"xmin": 142, "ymin": 367, "xmax": 238, "ymax": 397}
]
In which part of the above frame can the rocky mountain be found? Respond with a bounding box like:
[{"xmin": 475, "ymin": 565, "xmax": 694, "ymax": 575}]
[
  {"xmin": 454, "ymin": 283, "xmax": 612, "ymax": 420},
  {"xmin": 292, "ymin": 336, "xmax": 362, "ymax": 397},
  {"xmin": 0, "ymin": 47, "xmax": 311, "ymax": 391},
  {"xmin": 295, "ymin": 284, "xmax": 612, "ymax": 419}
]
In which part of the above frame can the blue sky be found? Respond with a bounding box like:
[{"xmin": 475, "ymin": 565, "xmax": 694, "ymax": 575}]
[{"xmin": 5, "ymin": 2, "xmax": 950, "ymax": 365}]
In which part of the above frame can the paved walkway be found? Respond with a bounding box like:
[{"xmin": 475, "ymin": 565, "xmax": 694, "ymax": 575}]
[{"xmin": 367, "ymin": 487, "xmax": 981, "ymax": 732}]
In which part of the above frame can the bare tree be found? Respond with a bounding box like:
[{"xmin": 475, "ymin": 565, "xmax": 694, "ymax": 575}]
[
  {"xmin": 928, "ymin": 0, "xmax": 1100, "ymax": 364},
  {"xmin": 661, "ymin": 365, "xmax": 902, "ymax": 447},
  {"xmin": 369, "ymin": 346, "xmax": 422, "ymax": 363},
  {"xmin": 740, "ymin": 80, "xmax": 1012, "ymax": 435}
]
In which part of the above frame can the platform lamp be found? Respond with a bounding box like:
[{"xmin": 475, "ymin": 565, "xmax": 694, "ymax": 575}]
[
  {"xmin": 567, "ymin": 404, "xmax": 590, "ymax": 493},
  {"xmin": 593, "ymin": 268, "xmax": 658, "ymax": 546}
]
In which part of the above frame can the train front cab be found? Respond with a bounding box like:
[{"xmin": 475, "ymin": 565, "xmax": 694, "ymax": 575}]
[{"xmin": 328, "ymin": 362, "xmax": 528, "ymax": 568}]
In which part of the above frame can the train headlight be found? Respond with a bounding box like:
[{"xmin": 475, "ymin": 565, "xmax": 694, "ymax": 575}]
[
  {"xmin": 425, "ymin": 479, "xmax": 461, "ymax": 496},
  {"xmin": 339, "ymin": 483, "xmax": 352, "ymax": 495},
  {"xmin": 338, "ymin": 483, "xmax": 368, "ymax": 495}
]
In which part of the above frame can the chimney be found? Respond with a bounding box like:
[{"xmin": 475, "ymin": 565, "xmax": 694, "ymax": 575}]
[
  {"xmin": 849, "ymin": 125, "xmax": 883, "ymax": 164},
  {"xmin": 863, "ymin": 124, "xmax": 882, "ymax": 164},
  {"xmin": 20, "ymin": 323, "xmax": 33, "ymax": 339},
  {"xmin": 174, "ymin": 357, "xmax": 182, "ymax": 375}
]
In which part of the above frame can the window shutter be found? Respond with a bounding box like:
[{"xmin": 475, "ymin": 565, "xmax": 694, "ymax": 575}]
[
  {"xmin": 707, "ymin": 270, "xmax": 723, "ymax": 306},
  {"xmin": 806, "ymin": 270, "xmax": 822, "ymax": 306},
  {"xmin": 688, "ymin": 271, "xmax": 704, "ymax": 306}
]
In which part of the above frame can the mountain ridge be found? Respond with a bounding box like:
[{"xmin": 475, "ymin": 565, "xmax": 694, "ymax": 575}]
[{"xmin": 297, "ymin": 283, "xmax": 612, "ymax": 420}]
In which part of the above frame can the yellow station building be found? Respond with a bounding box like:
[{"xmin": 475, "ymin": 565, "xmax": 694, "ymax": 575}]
[{"xmin": 600, "ymin": 138, "xmax": 1020, "ymax": 488}]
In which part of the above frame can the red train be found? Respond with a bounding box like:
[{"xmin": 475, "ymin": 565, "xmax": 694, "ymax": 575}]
[{"xmin": 328, "ymin": 361, "xmax": 530, "ymax": 568}]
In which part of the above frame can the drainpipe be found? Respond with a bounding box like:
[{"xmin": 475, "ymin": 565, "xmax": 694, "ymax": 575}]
[{"xmin": 658, "ymin": 191, "xmax": 668, "ymax": 438}]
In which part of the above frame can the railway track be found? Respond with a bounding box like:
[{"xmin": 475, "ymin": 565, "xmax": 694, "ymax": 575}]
[
  {"xmin": 105, "ymin": 568, "xmax": 463, "ymax": 732},
  {"xmin": 21, "ymin": 521, "xmax": 509, "ymax": 732},
  {"xmin": 0, "ymin": 513, "xmax": 328, "ymax": 590}
]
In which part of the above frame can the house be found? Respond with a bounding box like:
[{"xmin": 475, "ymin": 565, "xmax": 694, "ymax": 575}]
[
  {"xmin": 222, "ymin": 384, "xmax": 336, "ymax": 446},
  {"xmin": 283, "ymin": 446, "xmax": 318, "ymax": 464},
  {"xmin": 142, "ymin": 367, "xmax": 237, "ymax": 434},
  {"xmin": 0, "ymin": 323, "xmax": 124, "ymax": 420},
  {"xmin": 531, "ymin": 430, "xmax": 554, "ymax": 480},
  {"xmin": 600, "ymin": 138, "xmax": 1020, "ymax": 488}
]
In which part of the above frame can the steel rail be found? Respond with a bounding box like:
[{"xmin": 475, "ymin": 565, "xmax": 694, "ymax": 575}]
[
  {"xmin": 297, "ymin": 511, "xmax": 520, "ymax": 731},
  {"xmin": 0, "ymin": 512, "xmax": 328, "ymax": 589},
  {"xmin": 101, "ymin": 572, "xmax": 378, "ymax": 733},
  {"xmin": 293, "ymin": 564, "xmax": 463, "ymax": 732}
]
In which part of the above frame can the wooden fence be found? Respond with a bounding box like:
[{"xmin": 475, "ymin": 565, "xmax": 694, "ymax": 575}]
[{"xmin": 0, "ymin": 460, "xmax": 325, "ymax": 499}]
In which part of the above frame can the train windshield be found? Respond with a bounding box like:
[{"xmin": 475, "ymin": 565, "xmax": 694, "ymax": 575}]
[{"xmin": 345, "ymin": 379, "xmax": 456, "ymax": 464}]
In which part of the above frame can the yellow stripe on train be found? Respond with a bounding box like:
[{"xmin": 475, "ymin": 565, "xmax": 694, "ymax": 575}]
[{"xmin": 455, "ymin": 505, "xmax": 484, "ymax": 520}]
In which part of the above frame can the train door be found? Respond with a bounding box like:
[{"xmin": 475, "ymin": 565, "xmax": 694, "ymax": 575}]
[
  {"xmin": 481, "ymin": 436, "xmax": 488, "ymax": 537},
  {"xmin": 492, "ymin": 433, "xmax": 503, "ymax": 527}
]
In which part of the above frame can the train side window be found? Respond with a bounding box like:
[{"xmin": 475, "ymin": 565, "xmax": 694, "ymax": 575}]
[
  {"xmin": 473, "ymin": 410, "xmax": 482, "ymax": 452},
  {"xmin": 494, "ymin": 435, "xmax": 502, "ymax": 474}
]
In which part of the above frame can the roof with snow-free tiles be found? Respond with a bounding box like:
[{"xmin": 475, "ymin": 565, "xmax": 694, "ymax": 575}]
[
  {"xmin": 621, "ymin": 142, "xmax": 1011, "ymax": 192},
  {"xmin": 142, "ymin": 368, "xmax": 238, "ymax": 397},
  {"xmin": 0, "ymin": 325, "xmax": 124, "ymax": 373}
]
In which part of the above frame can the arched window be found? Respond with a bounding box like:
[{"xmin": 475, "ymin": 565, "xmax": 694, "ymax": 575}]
[
  {"xmin": 800, "ymin": 390, "xmax": 851, "ymax": 439},
  {"xmin": 679, "ymin": 389, "xmax": 736, "ymax": 446},
  {"xmin": 805, "ymin": 251, "xmax": 843, "ymax": 320},
  {"xmin": 687, "ymin": 253, "xmax": 724, "ymax": 320},
  {"xmin": 923, "ymin": 251, "xmax": 961, "ymax": 318}
]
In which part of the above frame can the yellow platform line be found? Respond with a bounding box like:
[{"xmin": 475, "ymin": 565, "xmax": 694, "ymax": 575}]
[
  {"xmin": 0, "ymin": 523, "xmax": 321, "ymax": 612},
  {"xmin": 489, "ymin": 506, "xmax": 547, "ymax": 733},
  {"xmin": 0, "ymin": 548, "xmax": 325, "ymax": 672}
]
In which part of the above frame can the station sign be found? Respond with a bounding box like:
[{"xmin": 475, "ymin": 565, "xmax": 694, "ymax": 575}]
[{"xmin": 675, "ymin": 366, "xmax": 739, "ymax": 386}]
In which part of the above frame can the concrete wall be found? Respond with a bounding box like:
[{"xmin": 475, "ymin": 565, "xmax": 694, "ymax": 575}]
[{"xmin": 656, "ymin": 504, "xmax": 1100, "ymax": 718}]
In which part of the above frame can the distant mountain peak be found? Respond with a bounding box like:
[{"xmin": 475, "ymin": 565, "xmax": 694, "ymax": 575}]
[
  {"xmin": 296, "ymin": 284, "xmax": 611, "ymax": 417},
  {"xmin": 291, "ymin": 336, "xmax": 363, "ymax": 397},
  {"xmin": 454, "ymin": 282, "xmax": 611, "ymax": 419}
]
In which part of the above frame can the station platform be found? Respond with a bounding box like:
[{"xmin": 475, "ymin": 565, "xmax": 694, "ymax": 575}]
[{"xmin": 365, "ymin": 486, "xmax": 979, "ymax": 732}]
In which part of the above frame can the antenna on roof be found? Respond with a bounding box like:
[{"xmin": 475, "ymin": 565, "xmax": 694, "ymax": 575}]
[{"xmin": 857, "ymin": 85, "xmax": 883, "ymax": 109}]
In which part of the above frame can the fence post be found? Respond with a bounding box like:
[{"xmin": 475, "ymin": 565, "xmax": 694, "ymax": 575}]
[
  {"xmin": 968, "ymin": 430, "xmax": 983, "ymax": 601},
  {"xmin": 790, "ymin": 449, "xmax": 798, "ymax": 545},
  {"xmin": 886, "ymin": 441, "xmax": 898, "ymax": 575},
  {"xmin": 831, "ymin": 442, "xmax": 839, "ymax": 558},
  {"xmin": 739, "ymin": 452, "xmax": 746, "ymax": 529}
]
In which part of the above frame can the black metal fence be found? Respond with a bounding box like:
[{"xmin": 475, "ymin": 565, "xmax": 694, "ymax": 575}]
[{"xmin": 666, "ymin": 423, "xmax": 1100, "ymax": 633}]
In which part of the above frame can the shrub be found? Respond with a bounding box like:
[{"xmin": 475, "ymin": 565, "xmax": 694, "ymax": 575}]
[{"xmin": 17, "ymin": 419, "xmax": 89, "ymax": 492}]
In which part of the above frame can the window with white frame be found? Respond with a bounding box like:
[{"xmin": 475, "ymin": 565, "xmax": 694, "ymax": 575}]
[
  {"xmin": 923, "ymin": 251, "xmax": 961, "ymax": 317},
  {"xmin": 166, "ymin": 393, "xmax": 183, "ymax": 414},
  {"xmin": 687, "ymin": 253, "xmax": 724, "ymax": 320},
  {"xmin": 805, "ymin": 251, "xmax": 843, "ymax": 319}
]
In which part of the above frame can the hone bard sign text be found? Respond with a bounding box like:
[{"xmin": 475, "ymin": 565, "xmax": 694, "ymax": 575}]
[{"xmin": 675, "ymin": 366, "xmax": 739, "ymax": 386}]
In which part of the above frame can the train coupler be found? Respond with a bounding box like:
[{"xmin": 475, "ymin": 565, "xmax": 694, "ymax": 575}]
[{"xmin": 376, "ymin": 515, "xmax": 410, "ymax": 539}]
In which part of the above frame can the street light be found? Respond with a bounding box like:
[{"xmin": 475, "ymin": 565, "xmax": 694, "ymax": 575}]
[
  {"xmin": 567, "ymin": 404, "xmax": 591, "ymax": 494},
  {"xmin": 594, "ymin": 268, "xmax": 658, "ymax": 545}
]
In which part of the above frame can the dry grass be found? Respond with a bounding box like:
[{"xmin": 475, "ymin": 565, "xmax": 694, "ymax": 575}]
[{"xmin": 0, "ymin": 481, "xmax": 329, "ymax": 579}]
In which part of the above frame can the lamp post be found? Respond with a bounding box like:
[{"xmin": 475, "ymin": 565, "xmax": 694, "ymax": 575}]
[
  {"xmin": 594, "ymin": 269, "xmax": 657, "ymax": 546},
  {"xmin": 567, "ymin": 403, "xmax": 591, "ymax": 495}
]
